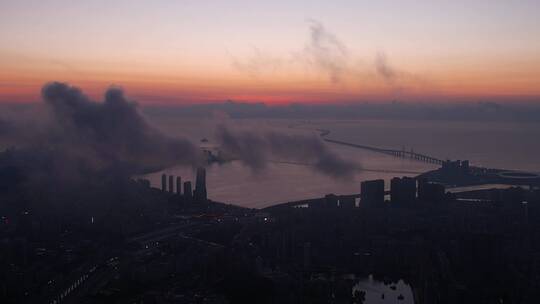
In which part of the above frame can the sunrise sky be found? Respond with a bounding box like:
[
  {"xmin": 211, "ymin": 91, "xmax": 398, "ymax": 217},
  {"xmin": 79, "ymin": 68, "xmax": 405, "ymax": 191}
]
[{"xmin": 1, "ymin": 0, "xmax": 539, "ymax": 104}]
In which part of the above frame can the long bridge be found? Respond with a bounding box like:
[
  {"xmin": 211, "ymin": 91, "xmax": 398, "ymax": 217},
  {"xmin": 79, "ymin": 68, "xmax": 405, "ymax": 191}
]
[
  {"xmin": 314, "ymin": 128, "xmax": 443, "ymax": 165},
  {"xmin": 323, "ymin": 138, "xmax": 443, "ymax": 165}
]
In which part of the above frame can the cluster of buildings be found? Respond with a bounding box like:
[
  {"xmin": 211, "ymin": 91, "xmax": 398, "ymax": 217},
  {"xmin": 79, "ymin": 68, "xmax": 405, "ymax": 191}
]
[
  {"xmin": 359, "ymin": 177, "xmax": 446, "ymax": 207},
  {"xmin": 441, "ymin": 159, "xmax": 470, "ymax": 175},
  {"xmin": 297, "ymin": 176, "xmax": 447, "ymax": 210},
  {"xmin": 160, "ymin": 167, "xmax": 207, "ymax": 203},
  {"xmin": 6, "ymin": 155, "xmax": 540, "ymax": 303},
  {"xmin": 257, "ymin": 183, "xmax": 540, "ymax": 304}
]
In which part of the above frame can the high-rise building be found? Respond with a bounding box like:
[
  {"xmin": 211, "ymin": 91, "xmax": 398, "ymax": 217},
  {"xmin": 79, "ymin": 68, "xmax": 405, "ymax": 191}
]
[
  {"xmin": 360, "ymin": 179, "xmax": 385, "ymax": 207},
  {"xmin": 183, "ymin": 181, "xmax": 193, "ymax": 200},
  {"xmin": 168, "ymin": 175, "xmax": 174, "ymax": 193},
  {"xmin": 390, "ymin": 177, "xmax": 401, "ymax": 203},
  {"xmin": 391, "ymin": 176, "xmax": 416, "ymax": 204},
  {"xmin": 417, "ymin": 177, "xmax": 427, "ymax": 200},
  {"xmin": 176, "ymin": 176, "xmax": 182, "ymax": 195},
  {"xmin": 161, "ymin": 174, "xmax": 167, "ymax": 192},
  {"xmin": 461, "ymin": 160, "xmax": 470, "ymax": 173},
  {"xmin": 418, "ymin": 178, "xmax": 446, "ymax": 202},
  {"xmin": 194, "ymin": 167, "xmax": 207, "ymax": 202}
]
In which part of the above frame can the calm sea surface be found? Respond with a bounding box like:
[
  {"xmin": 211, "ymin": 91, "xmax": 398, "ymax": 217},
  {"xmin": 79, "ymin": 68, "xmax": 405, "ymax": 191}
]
[{"xmin": 144, "ymin": 118, "xmax": 540, "ymax": 208}]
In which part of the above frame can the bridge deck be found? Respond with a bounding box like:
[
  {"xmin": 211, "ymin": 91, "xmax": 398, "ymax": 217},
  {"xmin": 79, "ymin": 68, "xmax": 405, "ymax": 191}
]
[
  {"xmin": 324, "ymin": 138, "xmax": 443, "ymax": 164},
  {"xmin": 288, "ymin": 125, "xmax": 443, "ymax": 165}
]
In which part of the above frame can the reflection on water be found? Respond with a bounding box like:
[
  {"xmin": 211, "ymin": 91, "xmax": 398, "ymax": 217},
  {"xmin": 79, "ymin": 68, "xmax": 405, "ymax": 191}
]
[
  {"xmin": 143, "ymin": 119, "xmax": 435, "ymax": 208},
  {"xmin": 144, "ymin": 147, "xmax": 434, "ymax": 208},
  {"xmin": 352, "ymin": 275, "xmax": 414, "ymax": 304}
]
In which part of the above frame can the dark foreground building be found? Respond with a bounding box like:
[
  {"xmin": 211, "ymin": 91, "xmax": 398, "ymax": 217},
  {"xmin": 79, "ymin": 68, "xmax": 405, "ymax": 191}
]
[
  {"xmin": 360, "ymin": 179, "xmax": 385, "ymax": 207},
  {"xmin": 391, "ymin": 176, "xmax": 417, "ymax": 204}
]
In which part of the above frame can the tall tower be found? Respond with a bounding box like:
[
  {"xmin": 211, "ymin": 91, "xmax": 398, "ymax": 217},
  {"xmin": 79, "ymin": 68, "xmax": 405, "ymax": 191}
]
[
  {"xmin": 194, "ymin": 167, "xmax": 207, "ymax": 202},
  {"xmin": 168, "ymin": 175, "xmax": 174, "ymax": 193},
  {"xmin": 184, "ymin": 181, "xmax": 193, "ymax": 201},
  {"xmin": 176, "ymin": 176, "xmax": 182, "ymax": 195},
  {"xmin": 161, "ymin": 174, "xmax": 167, "ymax": 192}
]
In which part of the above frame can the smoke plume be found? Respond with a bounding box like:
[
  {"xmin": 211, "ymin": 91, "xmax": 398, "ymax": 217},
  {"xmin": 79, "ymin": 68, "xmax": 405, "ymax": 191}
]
[
  {"xmin": 43, "ymin": 82, "xmax": 202, "ymax": 170},
  {"xmin": 232, "ymin": 20, "xmax": 351, "ymax": 84},
  {"xmin": 215, "ymin": 125, "xmax": 359, "ymax": 179},
  {"xmin": 230, "ymin": 47, "xmax": 284, "ymax": 78},
  {"xmin": 0, "ymin": 82, "xmax": 203, "ymax": 179},
  {"xmin": 375, "ymin": 51, "xmax": 397, "ymax": 84},
  {"xmin": 303, "ymin": 20, "xmax": 349, "ymax": 83}
]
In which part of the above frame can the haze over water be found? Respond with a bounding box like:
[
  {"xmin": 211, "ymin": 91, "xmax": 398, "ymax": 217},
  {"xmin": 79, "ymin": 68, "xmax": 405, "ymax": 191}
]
[{"xmin": 144, "ymin": 117, "xmax": 540, "ymax": 208}]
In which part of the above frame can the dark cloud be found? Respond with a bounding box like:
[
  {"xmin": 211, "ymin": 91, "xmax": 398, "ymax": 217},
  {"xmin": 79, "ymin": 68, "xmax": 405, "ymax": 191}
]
[
  {"xmin": 215, "ymin": 125, "xmax": 359, "ymax": 179},
  {"xmin": 0, "ymin": 111, "xmax": 46, "ymax": 147}
]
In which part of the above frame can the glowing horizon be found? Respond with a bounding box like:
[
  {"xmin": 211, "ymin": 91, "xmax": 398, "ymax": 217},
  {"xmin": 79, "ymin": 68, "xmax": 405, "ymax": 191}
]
[{"xmin": 1, "ymin": 0, "xmax": 539, "ymax": 104}]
